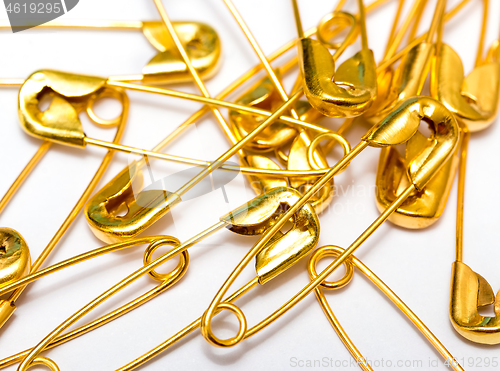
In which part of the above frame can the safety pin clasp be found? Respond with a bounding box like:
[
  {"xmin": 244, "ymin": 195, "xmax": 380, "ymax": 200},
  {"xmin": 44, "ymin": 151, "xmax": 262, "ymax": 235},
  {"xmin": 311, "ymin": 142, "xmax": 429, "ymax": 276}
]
[
  {"xmin": 0, "ymin": 228, "xmax": 31, "ymax": 327},
  {"xmin": 220, "ymin": 187, "xmax": 319, "ymax": 283},
  {"xmin": 141, "ymin": 21, "xmax": 222, "ymax": 84},
  {"xmin": 18, "ymin": 69, "xmax": 123, "ymax": 147},
  {"xmin": 229, "ymin": 75, "xmax": 297, "ymax": 152},
  {"xmin": 364, "ymin": 42, "xmax": 435, "ymax": 125},
  {"xmin": 363, "ymin": 96, "xmax": 459, "ymax": 191},
  {"xmin": 374, "ymin": 129, "xmax": 461, "ymax": 228},
  {"xmin": 85, "ymin": 161, "xmax": 181, "ymax": 243},
  {"xmin": 450, "ymin": 261, "xmax": 500, "ymax": 345},
  {"xmin": 431, "ymin": 43, "xmax": 500, "ymax": 132},
  {"xmin": 297, "ymin": 37, "xmax": 377, "ymax": 118}
]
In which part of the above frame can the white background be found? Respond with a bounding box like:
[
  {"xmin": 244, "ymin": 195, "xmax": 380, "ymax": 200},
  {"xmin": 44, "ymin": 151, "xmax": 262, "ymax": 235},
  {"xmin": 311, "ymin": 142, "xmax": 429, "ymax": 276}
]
[{"xmin": 0, "ymin": 0, "xmax": 499, "ymax": 370}]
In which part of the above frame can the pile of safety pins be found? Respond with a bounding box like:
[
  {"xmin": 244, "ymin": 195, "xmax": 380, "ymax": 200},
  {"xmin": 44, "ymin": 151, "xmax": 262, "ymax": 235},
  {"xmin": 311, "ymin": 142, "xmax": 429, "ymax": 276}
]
[{"xmin": 0, "ymin": 0, "xmax": 499, "ymax": 369}]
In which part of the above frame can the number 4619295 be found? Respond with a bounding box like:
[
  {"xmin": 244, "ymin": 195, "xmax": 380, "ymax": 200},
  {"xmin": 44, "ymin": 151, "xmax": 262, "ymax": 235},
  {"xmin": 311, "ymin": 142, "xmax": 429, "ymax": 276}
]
[{"xmin": 6, "ymin": 3, "xmax": 61, "ymax": 14}]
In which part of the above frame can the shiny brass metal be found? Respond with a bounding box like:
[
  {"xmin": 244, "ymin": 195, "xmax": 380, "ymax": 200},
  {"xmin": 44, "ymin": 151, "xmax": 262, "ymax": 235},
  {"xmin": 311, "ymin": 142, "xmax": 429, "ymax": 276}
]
[
  {"xmin": 244, "ymin": 155, "xmax": 288, "ymax": 195},
  {"xmin": 17, "ymin": 186, "xmax": 319, "ymax": 370},
  {"xmin": 0, "ymin": 228, "xmax": 30, "ymax": 289},
  {"xmin": 0, "ymin": 228, "xmax": 30, "ymax": 328},
  {"xmin": 431, "ymin": 43, "xmax": 500, "ymax": 132},
  {"xmin": 365, "ymin": 42, "xmax": 434, "ymax": 124},
  {"xmin": 448, "ymin": 12, "xmax": 500, "ymax": 340},
  {"xmin": 316, "ymin": 11, "xmax": 358, "ymax": 52},
  {"xmin": 309, "ymin": 246, "xmax": 464, "ymax": 371},
  {"xmin": 0, "ymin": 19, "xmax": 222, "ymax": 85},
  {"xmin": 19, "ymin": 69, "xmax": 107, "ymax": 147},
  {"xmin": 200, "ymin": 97, "xmax": 459, "ymax": 348},
  {"xmin": 293, "ymin": 0, "xmax": 378, "ymax": 118},
  {"xmin": 139, "ymin": 21, "xmax": 222, "ymax": 84},
  {"xmin": 229, "ymin": 75, "xmax": 297, "ymax": 152},
  {"xmin": 374, "ymin": 130, "xmax": 461, "ymax": 228},
  {"xmin": 450, "ymin": 261, "xmax": 500, "ymax": 344}
]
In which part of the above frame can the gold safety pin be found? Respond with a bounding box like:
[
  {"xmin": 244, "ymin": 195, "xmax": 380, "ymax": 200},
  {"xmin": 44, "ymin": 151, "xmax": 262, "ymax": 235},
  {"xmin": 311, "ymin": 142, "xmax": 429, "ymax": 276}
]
[
  {"xmin": 199, "ymin": 96, "xmax": 459, "ymax": 348},
  {"xmin": 0, "ymin": 84, "xmax": 129, "ymax": 329},
  {"xmin": 0, "ymin": 19, "xmax": 222, "ymax": 85},
  {"xmin": 292, "ymin": 0, "xmax": 378, "ymax": 118},
  {"xmin": 308, "ymin": 246, "xmax": 464, "ymax": 371},
  {"xmin": 371, "ymin": 0, "xmax": 464, "ymax": 229},
  {"xmin": 15, "ymin": 185, "xmax": 320, "ymax": 371},
  {"xmin": 9, "ymin": 68, "xmax": 342, "ymax": 177},
  {"xmin": 103, "ymin": 241, "xmax": 464, "ymax": 371},
  {"xmin": 223, "ymin": 0, "xmax": 345, "ymax": 213},
  {"xmin": 83, "ymin": 0, "xmax": 446, "ymax": 245},
  {"xmin": 446, "ymin": 0, "xmax": 500, "ymax": 344}
]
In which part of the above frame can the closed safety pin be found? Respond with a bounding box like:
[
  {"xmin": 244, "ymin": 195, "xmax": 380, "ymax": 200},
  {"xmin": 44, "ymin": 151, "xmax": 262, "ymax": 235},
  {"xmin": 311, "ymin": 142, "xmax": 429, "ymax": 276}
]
[
  {"xmin": 0, "ymin": 19, "xmax": 222, "ymax": 85},
  {"xmin": 199, "ymin": 96, "xmax": 459, "ymax": 348},
  {"xmin": 292, "ymin": 0, "xmax": 377, "ymax": 118},
  {"xmin": 82, "ymin": 0, "xmax": 442, "ymax": 244},
  {"xmin": 371, "ymin": 0, "xmax": 463, "ymax": 228},
  {"xmin": 447, "ymin": 1, "xmax": 500, "ymax": 344},
  {"xmin": 15, "ymin": 186, "xmax": 320, "ymax": 371},
  {"xmin": 0, "ymin": 82, "xmax": 129, "ymax": 329},
  {"xmin": 223, "ymin": 0, "xmax": 349, "ymax": 214},
  {"xmin": 308, "ymin": 246, "xmax": 464, "ymax": 371}
]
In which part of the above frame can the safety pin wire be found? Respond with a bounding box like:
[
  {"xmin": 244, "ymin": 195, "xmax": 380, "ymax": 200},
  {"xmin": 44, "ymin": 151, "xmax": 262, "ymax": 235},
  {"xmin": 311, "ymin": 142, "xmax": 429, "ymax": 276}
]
[
  {"xmin": 308, "ymin": 246, "xmax": 463, "ymax": 371},
  {"xmin": 453, "ymin": 0, "xmax": 489, "ymax": 262},
  {"xmin": 0, "ymin": 141, "xmax": 51, "ymax": 214},
  {"xmin": 16, "ymin": 220, "xmax": 227, "ymax": 370},
  {"xmin": 152, "ymin": 0, "xmax": 248, "ymax": 163},
  {"xmin": 0, "ymin": 236, "xmax": 189, "ymax": 369},
  {"xmin": 114, "ymin": 242, "xmax": 464, "ymax": 371},
  {"xmin": 221, "ymin": 2, "xmax": 364, "ymax": 354},
  {"xmin": 0, "ymin": 90, "xmax": 129, "ymax": 329}
]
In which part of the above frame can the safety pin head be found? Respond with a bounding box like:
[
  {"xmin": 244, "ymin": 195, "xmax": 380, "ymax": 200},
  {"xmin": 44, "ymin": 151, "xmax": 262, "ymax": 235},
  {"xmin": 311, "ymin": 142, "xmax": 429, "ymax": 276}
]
[
  {"xmin": 0, "ymin": 228, "xmax": 30, "ymax": 288},
  {"xmin": 85, "ymin": 161, "xmax": 181, "ymax": 243},
  {"xmin": 220, "ymin": 187, "xmax": 319, "ymax": 283},
  {"xmin": 450, "ymin": 261, "xmax": 500, "ymax": 344},
  {"xmin": 18, "ymin": 69, "xmax": 125, "ymax": 147},
  {"xmin": 229, "ymin": 75, "xmax": 297, "ymax": 152},
  {"xmin": 374, "ymin": 129, "xmax": 461, "ymax": 228},
  {"xmin": 297, "ymin": 33, "xmax": 377, "ymax": 118},
  {"xmin": 431, "ymin": 43, "xmax": 500, "ymax": 132},
  {"xmin": 364, "ymin": 96, "xmax": 459, "ymax": 191},
  {"xmin": 141, "ymin": 21, "xmax": 222, "ymax": 84},
  {"xmin": 244, "ymin": 155, "xmax": 288, "ymax": 195},
  {"xmin": 364, "ymin": 42, "xmax": 435, "ymax": 125}
]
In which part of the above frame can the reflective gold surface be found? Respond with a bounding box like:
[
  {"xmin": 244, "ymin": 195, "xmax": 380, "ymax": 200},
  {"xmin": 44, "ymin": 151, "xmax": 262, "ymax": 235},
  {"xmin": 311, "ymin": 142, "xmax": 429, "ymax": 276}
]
[
  {"xmin": 364, "ymin": 42, "xmax": 434, "ymax": 124},
  {"xmin": 0, "ymin": 228, "xmax": 31, "ymax": 329},
  {"xmin": 297, "ymin": 39, "xmax": 377, "ymax": 117},
  {"xmin": 450, "ymin": 261, "xmax": 500, "ymax": 344},
  {"xmin": 229, "ymin": 75, "xmax": 297, "ymax": 152},
  {"xmin": 363, "ymin": 96, "xmax": 459, "ymax": 190},
  {"xmin": 221, "ymin": 187, "xmax": 319, "ymax": 284},
  {"xmin": 18, "ymin": 69, "xmax": 107, "ymax": 147},
  {"xmin": 431, "ymin": 43, "xmax": 500, "ymax": 132},
  {"xmin": 85, "ymin": 161, "xmax": 181, "ymax": 243},
  {"xmin": 374, "ymin": 130, "xmax": 461, "ymax": 228},
  {"xmin": 141, "ymin": 21, "xmax": 222, "ymax": 84}
]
